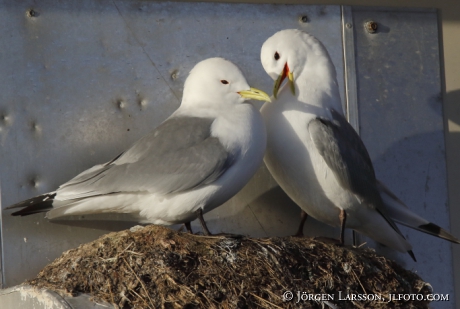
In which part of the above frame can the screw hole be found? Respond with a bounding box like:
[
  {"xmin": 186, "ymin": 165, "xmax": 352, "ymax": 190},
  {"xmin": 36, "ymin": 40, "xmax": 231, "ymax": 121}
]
[{"xmin": 27, "ymin": 9, "xmax": 39, "ymax": 18}]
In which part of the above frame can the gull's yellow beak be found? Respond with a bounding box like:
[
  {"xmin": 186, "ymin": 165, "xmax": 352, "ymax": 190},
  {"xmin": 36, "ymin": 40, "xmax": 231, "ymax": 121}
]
[
  {"xmin": 273, "ymin": 63, "xmax": 295, "ymax": 99},
  {"xmin": 238, "ymin": 87, "xmax": 271, "ymax": 102}
]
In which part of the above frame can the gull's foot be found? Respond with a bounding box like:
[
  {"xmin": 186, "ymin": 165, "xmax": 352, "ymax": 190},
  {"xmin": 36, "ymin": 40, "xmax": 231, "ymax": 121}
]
[
  {"xmin": 292, "ymin": 231, "xmax": 305, "ymax": 237},
  {"xmin": 178, "ymin": 222, "xmax": 193, "ymax": 234},
  {"xmin": 313, "ymin": 236, "xmax": 344, "ymax": 246},
  {"xmin": 214, "ymin": 232, "xmax": 245, "ymax": 239},
  {"xmin": 193, "ymin": 232, "xmax": 244, "ymax": 239}
]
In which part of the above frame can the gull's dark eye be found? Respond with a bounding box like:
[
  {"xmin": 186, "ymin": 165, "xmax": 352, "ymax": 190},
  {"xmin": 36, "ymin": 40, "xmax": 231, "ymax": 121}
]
[
  {"xmin": 221, "ymin": 80, "xmax": 229, "ymax": 84},
  {"xmin": 274, "ymin": 52, "xmax": 280, "ymax": 60}
]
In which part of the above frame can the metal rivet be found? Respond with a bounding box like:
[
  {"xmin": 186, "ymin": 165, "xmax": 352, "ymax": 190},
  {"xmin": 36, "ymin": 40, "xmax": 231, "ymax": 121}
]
[
  {"xmin": 118, "ymin": 100, "xmax": 125, "ymax": 108},
  {"xmin": 139, "ymin": 99, "xmax": 148, "ymax": 109},
  {"xmin": 346, "ymin": 23, "xmax": 353, "ymax": 29},
  {"xmin": 30, "ymin": 178, "xmax": 38, "ymax": 188},
  {"xmin": 300, "ymin": 15, "xmax": 308, "ymax": 23},
  {"xmin": 171, "ymin": 70, "xmax": 179, "ymax": 80},
  {"xmin": 27, "ymin": 9, "xmax": 38, "ymax": 18},
  {"xmin": 364, "ymin": 21, "xmax": 378, "ymax": 33}
]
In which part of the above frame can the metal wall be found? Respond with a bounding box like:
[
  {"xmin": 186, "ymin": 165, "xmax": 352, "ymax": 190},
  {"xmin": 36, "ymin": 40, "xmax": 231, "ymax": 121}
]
[
  {"xmin": 0, "ymin": 1, "xmax": 344, "ymax": 287},
  {"xmin": 0, "ymin": 2, "xmax": 455, "ymax": 307},
  {"xmin": 351, "ymin": 7, "xmax": 454, "ymax": 308}
]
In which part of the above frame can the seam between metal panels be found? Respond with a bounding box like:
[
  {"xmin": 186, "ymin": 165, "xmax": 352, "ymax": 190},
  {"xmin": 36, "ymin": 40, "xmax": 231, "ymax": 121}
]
[
  {"xmin": 1, "ymin": 182, "xmax": 4, "ymax": 288},
  {"xmin": 341, "ymin": 5, "xmax": 359, "ymax": 134},
  {"xmin": 341, "ymin": 6, "xmax": 361, "ymax": 247}
]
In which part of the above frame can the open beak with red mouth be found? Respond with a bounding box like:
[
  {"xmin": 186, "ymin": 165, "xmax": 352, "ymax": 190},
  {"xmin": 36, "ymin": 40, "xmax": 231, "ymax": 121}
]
[{"xmin": 273, "ymin": 63, "xmax": 295, "ymax": 99}]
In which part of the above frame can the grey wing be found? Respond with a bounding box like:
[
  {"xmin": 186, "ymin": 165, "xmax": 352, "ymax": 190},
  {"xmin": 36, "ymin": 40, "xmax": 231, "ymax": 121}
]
[
  {"xmin": 307, "ymin": 108, "xmax": 380, "ymax": 205},
  {"xmin": 58, "ymin": 153, "xmax": 124, "ymax": 191},
  {"xmin": 308, "ymin": 108, "xmax": 411, "ymax": 252},
  {"xmin": 57, "ymin": 116, "xmax": 233, "ymax": 200}
]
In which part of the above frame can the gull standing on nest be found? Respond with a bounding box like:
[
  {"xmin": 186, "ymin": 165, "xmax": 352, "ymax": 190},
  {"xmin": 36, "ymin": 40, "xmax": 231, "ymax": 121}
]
[
  {"xmin": 260, "ymin": 29, "xmax": 459, "ymax": 260},
  {"xmin": 7, "ymin": 57, "xmax": 270, "ymax": 236}
]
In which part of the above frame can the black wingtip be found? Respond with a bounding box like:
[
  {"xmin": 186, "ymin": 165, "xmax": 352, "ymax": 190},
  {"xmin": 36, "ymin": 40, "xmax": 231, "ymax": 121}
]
[
  {"xmin": 6, "ymin": 193, "xmax": 56, "ymax": 216},
  {"xmin": 11, "ymin": 202, "xmax": 53, "ymax": 216},
  {"xmin": 418, "ymin": 223, "xmax": 460, "ymax": 244},
  {"xmin": 408, "ymin": 250, "xmax": 417, "ymax": 262}
]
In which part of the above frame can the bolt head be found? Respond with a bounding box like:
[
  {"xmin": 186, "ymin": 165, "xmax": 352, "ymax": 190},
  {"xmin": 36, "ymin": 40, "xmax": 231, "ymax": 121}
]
[
  {"xmin": 365, "ymin": 21, "xmax": 378, "ymax": 33},
  {"xmin": 27, "ymin": 9, "xmax": 38, "ymax": 17}
]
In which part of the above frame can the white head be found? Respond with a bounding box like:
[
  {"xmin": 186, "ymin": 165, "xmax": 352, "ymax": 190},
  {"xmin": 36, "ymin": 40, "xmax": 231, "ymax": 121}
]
[
  {"xmin": 260, "ymin": 29, "xmax": 338, "ymax": 99},
  {"xmin": 181, "ymin": 58, "xmax": 270, "ymax": 108}
]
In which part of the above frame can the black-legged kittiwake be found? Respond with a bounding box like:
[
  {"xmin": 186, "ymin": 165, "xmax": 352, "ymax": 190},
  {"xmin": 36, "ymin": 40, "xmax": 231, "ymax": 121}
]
[
  {"xmin": 7, "ymin": 57, "xmax": 270, "ymax": 235},
  {"xmin": 259, "ymin": 29, "xmax": 459, "ymax": 260}
]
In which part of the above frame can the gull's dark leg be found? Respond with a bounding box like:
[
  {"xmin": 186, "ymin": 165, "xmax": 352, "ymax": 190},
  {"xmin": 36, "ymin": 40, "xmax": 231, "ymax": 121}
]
[
  {"xmin": 293, "ymin": 210, "xmax": 308, "ymax": 237},
  {"xmin": 339, "ymin": 209, "xmax": 347, "ymax": 245},
  {"xmin": 196, "ymin": 208, "xmax": 212, "ymax": 236},
  {"xmin": 185, "ymin": 222, "xmax": 193, "ymax": 234},
  {"xmin": 312, "ymin": 209, "xmax": 347, "ymax": 246}
]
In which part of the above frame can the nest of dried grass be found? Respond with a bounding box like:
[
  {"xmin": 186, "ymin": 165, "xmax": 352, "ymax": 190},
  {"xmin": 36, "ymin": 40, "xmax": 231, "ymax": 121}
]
[{"xmin": 27, "ymin": 225, "xmax": 431, "ymax": 309}]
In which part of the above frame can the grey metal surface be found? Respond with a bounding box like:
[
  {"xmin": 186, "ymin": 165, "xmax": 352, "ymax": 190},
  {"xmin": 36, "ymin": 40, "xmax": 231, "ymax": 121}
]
[
  {"xmin": 0, "ymin": 3, "xmax": 454, "ymax": 307},
  {"xmin": 0, "ymin": 185, "xmax": 2, "ymax": 288},
  {"xmin": 0, "ymin": 1, "xmax": 344, "ymax": 287},
  {"xmin": 342, "ymin": 6, "xmax": 362, "ymax": 247},
  {"xmin": 0, "ymin": 285, "xmax": 114, "ymax": 309},
  {"xmin": 341, "ymin": 6, "xmax": 360, "ymax": 133},
  {"xmin": 352, "ymin": 7, "xmax": 455, "ymax": 308}
]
